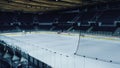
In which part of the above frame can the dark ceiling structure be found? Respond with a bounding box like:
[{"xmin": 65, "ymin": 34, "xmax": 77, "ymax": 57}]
[{"xmin": 0, "ymin": 0, "xmax": 119, "ymax": 12}]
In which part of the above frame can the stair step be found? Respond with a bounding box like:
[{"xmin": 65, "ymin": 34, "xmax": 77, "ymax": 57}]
[
  {"xmin": 3, "ymin": 53, "xmax": 11, "ymax": 59},
  {"xmin": 12, "ymin": 55, "xmax": 20, "ymax": 61}
]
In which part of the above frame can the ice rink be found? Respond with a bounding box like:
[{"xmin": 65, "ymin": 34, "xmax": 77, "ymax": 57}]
[{"xmin": 0, "ymin": 31, "xmax": 120, "ymax": 68}]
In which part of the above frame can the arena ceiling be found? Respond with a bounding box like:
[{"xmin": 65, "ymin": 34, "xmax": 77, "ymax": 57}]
[{"xmin": 0, "ymin": 0, "xmax": 119, "ymax": 12}]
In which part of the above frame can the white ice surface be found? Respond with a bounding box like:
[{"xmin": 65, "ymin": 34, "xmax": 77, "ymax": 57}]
[
  {"xmin": 76, "ymin": 37, "xmax": 120, "ymax": 63},
  {"xmin": 0, "ymin": 32, "xmax": 120, "ymax": 68}
]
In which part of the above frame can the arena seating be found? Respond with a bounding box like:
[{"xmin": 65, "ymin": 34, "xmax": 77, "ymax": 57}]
[
  {"xmin": 97, "ymin": 9, "xmax": 120, "ymax": 25},
  {"xmin": 92, "ymin": 26, "xmax": 117, "ymax": 32},
  {"xmin": 77, "ymin": 11, "xmax": 96, "ymax": 25},
  {"xmin": 0, "ymin": 7, "xmax": 120, "ymax": 36}
]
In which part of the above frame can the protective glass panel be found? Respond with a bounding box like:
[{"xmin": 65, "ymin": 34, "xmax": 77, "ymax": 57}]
[{"xmin": 75, "ymin": 33, "xmax": 120, "ymax": 64}]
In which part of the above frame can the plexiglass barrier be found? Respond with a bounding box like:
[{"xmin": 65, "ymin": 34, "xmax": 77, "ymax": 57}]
[{"xmin": 75, "ymin": 31, "xmax": 120, "ymax": 65}]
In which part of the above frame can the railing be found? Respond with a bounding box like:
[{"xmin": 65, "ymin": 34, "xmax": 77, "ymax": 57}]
[{"xmin": 0, "ymin": 40, "xmax": 52, "ymax": 68}]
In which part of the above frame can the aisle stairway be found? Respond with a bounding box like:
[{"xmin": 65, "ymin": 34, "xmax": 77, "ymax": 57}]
[{"xmin": 113, "ymin": 27, "xmax": 120, "ymax": 36}]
